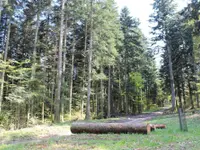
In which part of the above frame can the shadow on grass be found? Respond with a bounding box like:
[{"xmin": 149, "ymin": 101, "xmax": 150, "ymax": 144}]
[{"xmin": 1, "ymin": 113, "xmax": 200, "ymax": 150}]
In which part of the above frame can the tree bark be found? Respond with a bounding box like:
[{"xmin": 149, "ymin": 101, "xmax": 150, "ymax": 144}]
[
  {"xmin": 177, "ymin": 80, "xmax": 182, "ymax": 109},
  {"xmin": 167, "ymin": 43, "xmax": 176, "ymax": 111},
  {"xmin": 164, "ymin": 20, "xmax": 176, "ymax": 111},
  {"xmin": 188, "ymin": 80, "xmax": 194, "ymax": 109},
  {"xmin": 54, "ymin": 0, "xmax": 66, "ymax": 123},
  {"xmin": 0, "ymin": 21, "xmax": 11, "ymax": 112},
  {"xmin": 69, "ymin": 41, "xmax": 75, "ymax": 120},
  {"xmin": 61, "ymin": 16, "xmax": 68, "ymax": 122},
  {"xmin": 71, "ymin": 122, "xmax": 152, "ymax": 134},
  {"xmin": 31, "ymin": 13, "xmax": 40, "ymax": 79},
  {"xmin": 125, "ymin": 71, "xmax": 128, "ymax": 114},
  {"xmin": 181, "ymin": 75, "xmax": 186, "ymax": 108},
  {"xmin": 100, "ymin": 65, "xmax": 104, "ymax": 118},
  {"xmin": 29, "ymin": 12, "xmax": 40, "ymax": 118},
  {"xmin": 193, "ymin": 65, "xmax": 200, "ymax": 108},
  {"xmin": 118, "ymin": 66, "xmax": 123, "ymax": 112},
  {"xmin": 107, "ymin": 65, "xmax": 111, "ymax": 118},
  {"xmin": 81, "ymin": 20, "xmax": 88, "ymax": 118},
  {"xmin": 85, "ymin": 0, "xmax": 93, "ymax": 120},
  {"xmin": 42, "ymin": 101, "xmax": 44, "ymax": 123}
]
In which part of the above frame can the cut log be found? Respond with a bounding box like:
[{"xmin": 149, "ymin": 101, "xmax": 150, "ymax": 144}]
[
  {"xmin": 149, "ymin": 124, "xmax": 166, "ymax": 131},
  {"xmin": 71, "ymin": 123, "xmax": 152, "ymax": 134},
  {"xmin": 153, "ymin": 124, "xmax": 166, "ymax": 129}
]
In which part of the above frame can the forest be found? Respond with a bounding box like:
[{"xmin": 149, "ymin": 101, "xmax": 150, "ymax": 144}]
[{"xmin": 0, "ymin": 0, "xmax": 200, "ymax": 131}]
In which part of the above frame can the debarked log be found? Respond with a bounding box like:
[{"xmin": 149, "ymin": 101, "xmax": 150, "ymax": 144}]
[
  {"xmin": 149, "ymin": 124, "xmax": 166, "ymax": 131},
  {"xmin": 71, "ymin": 123, "xmax": 152, "ymax": 134},
  {"xmin": 153, "ymin": 124, "xmax": 166, "ymax": 129}
]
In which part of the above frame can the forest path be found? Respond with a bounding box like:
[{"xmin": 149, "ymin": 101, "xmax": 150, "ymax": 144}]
[
  {"xmin": 1, "ymin": 107, "xmax": 168, "ymax": 146},
  {"xmin": 107, "ymin": 107, "xmax": 168, "ymax": 124}
]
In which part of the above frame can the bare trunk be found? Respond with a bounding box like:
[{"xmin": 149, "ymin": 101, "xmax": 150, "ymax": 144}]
[
  {"xmin": 61, "ymin": 18, "xmax": 68, "ymax": 122},
  {"xmin": 167, "ymin": 44, "xmax": 176, "ymax": 111},
  {"xmin": 100, "ymin": 66, "xmax": 104, "ymax": 118},
  {"xmin": 0, "ymin": 21, "xmax": 11, "ymax": 112},
  {"xmin": 194, "ymin": 69, "xmax": 199, "ymax": 108},
  {"xmin": 188, "ymin": 80, "xmax": 194, "ymax": 109},
  {"xmin": 81, "ymin": 20, "xmax": 88, "ymax": 118},
  {"xmin": 196, "ymin": 92, "xmax": 199, "ymax": 108},
  {"xmin": 107, "ymin": 65, "xmax": 111, "ymax": 118},
  {"xmin": 182, "ymin": 83, "xmax": 186, "ymax": 108},
  {"xmin": 29, "ymin": 13, "xmax": 40, "ymax": 118},
  {"xmin": 31, "ymin": 13, "xmax": 40, "ymax": 79},
  {"xmin": 177, "ymin": 81, "xmax": 182, "ymax": 109},
  {"xmin": 85, "ymin": 0, "xmax": 93, "ymax": 120},
  {"xmin": 124, "ymin": 48, "xmax": 128, "ymax": 114},
  {"xmin": 118, "ymin": 66, "xmax": 123, "ymax": 112},
  {"xmin": 51, "ymin": 83, "xmax": 55, "ymax": 121},
  {"xmin": 164, "ymin": 21, "xmax": 176, "ymax": 111},
  {"xmin": 92, "ymin": 82, "xmax": 95, "ymax": 113},
  {"xmin": 42, "ymin": 101, "xmax": 44, "ymax": 123},
  {"xmin": 69, "ymin": 42, "xmax": 75, "ymax": 120},
  {"xmin": 125, "ymin": 74, "xmax": 128, "ymax": 114},
  {"xmin": 54, "ymin": 0, "xmax": 66, "ymax": 123},
  {"xmin": 95, "ymin": 84, "xmax": 98, "ymax": 115}
]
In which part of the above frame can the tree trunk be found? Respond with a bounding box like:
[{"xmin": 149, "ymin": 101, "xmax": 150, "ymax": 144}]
[
  {"xmin": 69, "ymin": 38, "xmax": 75, "ymax": 120},
  {"xmin": 61, "ymin": 16, "xmax": 68, "ymax": 122},
  {"xmin": 167, "ymin": 43, "xmax": 176, "ymax": 111},
  {"xmin": 181, "ymin": 77, "xmax": 186, "ymax": 109},
  {"xmin": 193, "ymin": 73, "xmax": 199, "ymax": 108},
  {"xmin": 51, "ymin": 83, "xmax": 55, "ymax": 121},
  {"xmin": 188, "ymin": 80, "xmax": 194, "ymax": 109},
  {"xmin": 196, "ymin": 93, "xmax": 199, "ymax": 108},
  {"xmin": 81, "ymin": 20, "xmax": 88, "ymax": 118},
  {"xmin": 85, "ymin": 0, "xmax": 93, "ymax": 120},
  {"xmin": 54, "ymin": 0, "xmax": 66, "ymax": 123},
  {"xmin": 42, "ymin": 101, "xmax": 44, "ymax": 123},
  {"xmin": 31, "ymin": 13, "xmax": 40, "ymax": 79},
  {"xmin": 100, "ymin": 65, "xmax": 104, "ymax": 118},
  {"xmin": 0, "ymin": 21, "xmax": 11, "ymax": 112},
  {"xmin": 146, "ymin": 85, "xmax": 150, "ymax": 109},
  {"xmin": 71, "ymin": 122, "xmax": 152, "ymax": 134},
  {"xmin": 92, "ymin": 82, "xmax": 95, "ymax": 113},
  {"xmin": 177, "ymin": 80, "xmax": 182, "ymax": 109},
  {"xmin": 95, "ymin": 84, "xmax": 98, "ymax": 116},
  {"xmin": 125, "ymin": 73, "xmax": 128, "ymax": 114},
  {"xmin": 118, "ymin": 66, "xmax": 123, "ymax": 112},
  {"xmin": 107, "ymin": 65, "xmax": 111, "ymax": 118},
  {"xmin": 29, "ymin": 12, "xmax": 40, "ymax": 119},
  {"xmin": 164, "ymin": 20, "xmax": 176, "ymax": 111},
  {"xmin": 138, "ymin": 89, "xmax": 142, "ymax": 114}
]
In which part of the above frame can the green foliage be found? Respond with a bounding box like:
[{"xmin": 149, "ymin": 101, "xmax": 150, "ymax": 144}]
[
  {"xmin": 0, "ymin": 0, "xmax": 160, "ymax": 126},
  {"xmin": 130, "ymin": 72, "xmax": 144, "ymax": 89},
  {"xmin": 0, "ymin": 112, "xmax": 11, "ymax": 130}
]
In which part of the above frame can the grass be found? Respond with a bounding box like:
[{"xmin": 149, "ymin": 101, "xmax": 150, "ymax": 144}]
[{"xmin": 1, "ymin": 113, "xmax": 200, "ymax": 150}]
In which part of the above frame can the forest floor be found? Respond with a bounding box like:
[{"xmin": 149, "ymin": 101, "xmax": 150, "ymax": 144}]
[{"xmin": 1, "ymin": 108, "xmax": 200, "ymax": 150}]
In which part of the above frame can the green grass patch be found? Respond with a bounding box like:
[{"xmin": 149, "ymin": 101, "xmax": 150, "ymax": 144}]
[{"xmin": 1, "ymin": 113, "xmax": 200, "ymax": 150}]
